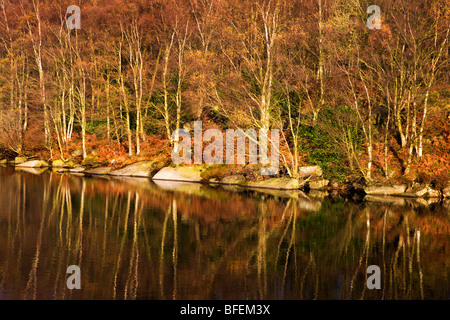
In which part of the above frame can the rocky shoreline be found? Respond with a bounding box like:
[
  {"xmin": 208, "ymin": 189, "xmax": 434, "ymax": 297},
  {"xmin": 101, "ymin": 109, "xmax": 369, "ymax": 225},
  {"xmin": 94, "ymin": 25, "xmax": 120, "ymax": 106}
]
[{"xmin": 2, "ymin": 157, "xmax": 450, "ymax": 199}]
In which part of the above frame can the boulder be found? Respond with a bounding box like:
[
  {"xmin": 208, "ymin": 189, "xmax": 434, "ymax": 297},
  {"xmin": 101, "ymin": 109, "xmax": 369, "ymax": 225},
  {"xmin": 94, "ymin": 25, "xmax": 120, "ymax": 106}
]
[
  {"xmin": 16, "ymin": 160, "xmax": 49, "ymax": 168},
  {"xmin": 110, "ymin": 160, "xmax": 161, "ymax": 177},
  {"xmin": 426, "ymin": 187, "xmax": 441, "ymax": 198},
  {"xmin": 248, "ymin": 177, "xmax": 299, "ymax": 190},
  {"xmin": 308, "ymin": 190, "xmax": 329, "ymax": 198},
  {"xmin": 364, "ymin": 184, "xmax": 407, "ymax": 195},
  {"xmin": 222, "ymin": 185, "xmax": 246, "ymax": 193},
  {"xmin": 443, "ymin": 185, "xmax": 450, "ymax": 198},
  {"xmin": 309, "ymin": 179, "xmax": 330, "ymax": 190},
  {"xmin": 298, "ymin": 165, "xmax": 323, "ymax": 177},
  {"xmin": 221, "ymin": 175, "xmax": 247, "ymax": 185},
  {"xmin": 81, "ymin": 159, "xmax": 104, "ymax": 168},
  {"xmin": 69, "ymin": 166, "xmax": 85, "ymax": 173},
  {"xmin": 415, "ymin": 187, "xmax": 429, "ymax": 197},
  {"xmin": 364, "ymin": 195, "xmax": 407, "ymax": 206},
  {"xmin": 404, "ymin": 185, "xmax": 426, "ymax": 197},
  {"xmin": 52, "ymin": 159, "xmax": 76, "ymax": 168},
  {"xmin": 405, "ymin": 185, "xmax": 442, "ymax": 198},
  {"xmin": 152, "ymin": 166, "xmax": 203, "ymax": 182},
  {"xmin": 14, "ymin": 156, "xmax": 27, "ymax": 164},
  {"xmin": 51, "ymin": 159, "xmax": 65, "ymax": 167},
  {"xmin": 249, "ymin": 188, "xmax": 300, "ymax": 199},
  {"xmin": 153, "ymin": 180, "xmax": 202, "ymax": 192},
  {"xmin": 84, "ymin": 166, "xmax": 112, "ymax": 175}
]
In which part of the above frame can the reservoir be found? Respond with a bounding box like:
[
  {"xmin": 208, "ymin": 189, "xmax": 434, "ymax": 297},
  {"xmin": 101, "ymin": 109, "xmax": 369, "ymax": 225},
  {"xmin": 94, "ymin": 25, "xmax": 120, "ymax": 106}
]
[{"xmin": 0, "ymin": 166, "xmax": 448, "ymax": 299}]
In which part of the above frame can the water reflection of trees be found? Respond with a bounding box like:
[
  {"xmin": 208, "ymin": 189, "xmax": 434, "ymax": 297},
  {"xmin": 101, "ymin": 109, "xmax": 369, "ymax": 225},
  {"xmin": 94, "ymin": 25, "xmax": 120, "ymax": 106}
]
[{"xmin": 0, "ymin": 169, "xmax": 448, "ymax": 299}]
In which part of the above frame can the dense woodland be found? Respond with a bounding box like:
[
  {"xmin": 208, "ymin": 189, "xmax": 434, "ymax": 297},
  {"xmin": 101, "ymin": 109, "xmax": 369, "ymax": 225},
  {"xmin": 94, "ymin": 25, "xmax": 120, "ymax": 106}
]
[{"xmin": 0, "ymin": 0, "xmax": 449, "ymax": 183}]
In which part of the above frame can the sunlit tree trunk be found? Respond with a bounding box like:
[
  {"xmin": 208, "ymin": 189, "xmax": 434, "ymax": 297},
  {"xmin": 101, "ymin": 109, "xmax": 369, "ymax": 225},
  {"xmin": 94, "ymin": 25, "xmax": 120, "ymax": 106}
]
[
  {"xmin": 162, "ymin": 32, "xmax": 175, "ymax": 143},
  {"xmin": 126, "ymin": 22, "xmax": 144, "ymax": 155},
  {"xmin": 118, "ymin": 28, "xmax": 133, "ymax": 156},
  {"xmin": 25, "ymin": 0, "xmax": 51, "ymax": 153}
]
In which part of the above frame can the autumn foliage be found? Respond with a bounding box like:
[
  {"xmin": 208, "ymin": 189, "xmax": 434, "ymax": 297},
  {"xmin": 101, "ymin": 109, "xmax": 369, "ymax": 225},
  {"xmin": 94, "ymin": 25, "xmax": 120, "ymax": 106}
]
[{"xmin": 0, "ymin": 0, "xmax": 448, "ymax": 182}]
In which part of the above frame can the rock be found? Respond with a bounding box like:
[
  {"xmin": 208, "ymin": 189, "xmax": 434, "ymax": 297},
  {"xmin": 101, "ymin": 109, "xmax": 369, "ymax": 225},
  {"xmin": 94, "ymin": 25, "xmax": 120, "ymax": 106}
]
[
  {"xmin": 364, "ymin": 195, "xmax": 407, "ymax": 206},
  {"xmin": 406, "ymin": 184, "xmax": 442, "ymax": 198},
  {"xmin": 152, "ymin": 166, "xmax": 204, "ymax": 182},
  {"xmin": 405, "ymin": 185, "xmax": 427, "ymax": 197},
  {"xmin": 14, "ymin": 156, "xmax": 27, "ymax": 164},
  {"xmin": 298, "ymin": 166, "xmax": 323, "ymax": 177},
  {"xmin": 84, "ymin": 167, "xmax": 112, "ymax": 175},
  {"xmin": 415, "ymin": 187, "xmax": 429, "ymax": 197},
  {"xmin": 221, "ymin": 175, "xmax": 247, "ymax": 185},
  {"xmin": 443, "ymin": 199, "xmax": 450, "ymax": 210},
  {"xmin": 426, "ymin": 187, "xmax": 440, "ymax": 198},
  {"xmin": 222, "ymin": 185, "xmax": 246, "ymax": 193},
  {"xmin": 443, "ymin": 185, "xmax": 450, "ymax": 198},
  {"xmin": 110, "ymin": 160, "xmax": 161, "ymax": 178},
  {"xmin": 308, "ymin": 190, "xmax": 329, "ymax": 198},
  {"xmin": 248, "ymin": 177, "xmax": 299, "ymax": 190},
  {"xmin": 51, "ymin": 159, "xmax": 65, "ymax": 167},
  {"xmin": 309, "ymin": 179, "xmax": 330, "ymax": 190},
  {"xmin": 81, "ymin": 158, "xmax": 104, "ymax": 168},
  {"xmin": 52, "ymin": 159, "xmax": 76, "ymax": 168},
  {"xmin": 153, "ymin": 180, "xmax": 202, "ymax": 193},
  {"xmin": 16, "ymin": 160, "xmax": 49, "ymax": 168},
  {"xmin": 364, "ymin": 184, "xmax": 407, "ymax": 195},
  {"xmin": 69, "ymin": 166, "xmax": 85, "ymax": 173},
  {"xmin": 249, "ymin": 188, "xmax": 300, "ymax": 199}
]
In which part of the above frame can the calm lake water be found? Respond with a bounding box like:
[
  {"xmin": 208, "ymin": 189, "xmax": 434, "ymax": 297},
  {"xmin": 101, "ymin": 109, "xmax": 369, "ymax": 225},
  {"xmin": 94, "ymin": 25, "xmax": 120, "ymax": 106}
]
[{"xmin": 0, "ymin": 166, "xmax": 448, "ymax": 300}]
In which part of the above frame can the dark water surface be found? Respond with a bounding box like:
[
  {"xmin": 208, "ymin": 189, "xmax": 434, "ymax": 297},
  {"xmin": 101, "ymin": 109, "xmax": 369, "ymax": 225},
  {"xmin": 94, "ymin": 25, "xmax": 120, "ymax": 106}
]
[{"xmin": 0, "ymin": 166, "xmax": 448, "ymax": 300}]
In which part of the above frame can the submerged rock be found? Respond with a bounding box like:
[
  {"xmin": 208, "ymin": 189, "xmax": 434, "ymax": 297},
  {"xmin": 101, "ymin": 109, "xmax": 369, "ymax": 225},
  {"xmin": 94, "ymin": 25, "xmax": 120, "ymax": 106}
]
[
  {"xmin": 248, "ymin": 177, "xmax": 299, "ymax": 190},
  {"xmin": 16, "ymin": 160, "xmax": 49, "ymax": 168},
  {"xmin": 427, "ymin": 187, "xmax": 441, "ymax": 198},
  {"xmin": 152, "ymin": 166, "xmax": 204, "ymax": 182},
  {"xmin": 249, "ymin": 187, "xmax": 300, "ymax": 199},
  {"xmin": 15, "ymin": 167, "xmax": 48, "ymax": 175},
  {"xmin": 308, "ymin": 189, "xmax": 329, "ymax": 198},
  {"xmin": 364, "ymin": 195, "xmax": 407, "ymax": 206},
  {"xmin": 405, "ymin": 184, "xmax": 442, "ymax": 198},
  {"xmin": 221, "ymin": 175, "xmax": 247, "ymax": 185},
  {"xmin": 153, "ymin": 179, "xmax": 203, "ymax": 192},
  {"xmin": 84, "ymin": 166, "xmax": 112, "ymax": 175},
  {"xmin": 364, "ymin": 184, "xmax": 407, "ymax": 195},
  {"xmin": 308, "ymin": 179, "xmax": 330, "ymax": 190},
  {"xmin": 222, "ymin": 185, "xmax": 246, "ymax": 193},
  {"xmin": 69, "ymin": 166, "xmax": 85, "ymax": 173},
  {"xmin": 109, "ymin": 160, "xmax": 159, "ymax": 177},
  {"xmin": 443, "ymin": 184, "xmax": 450, "ymax": 198}
]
